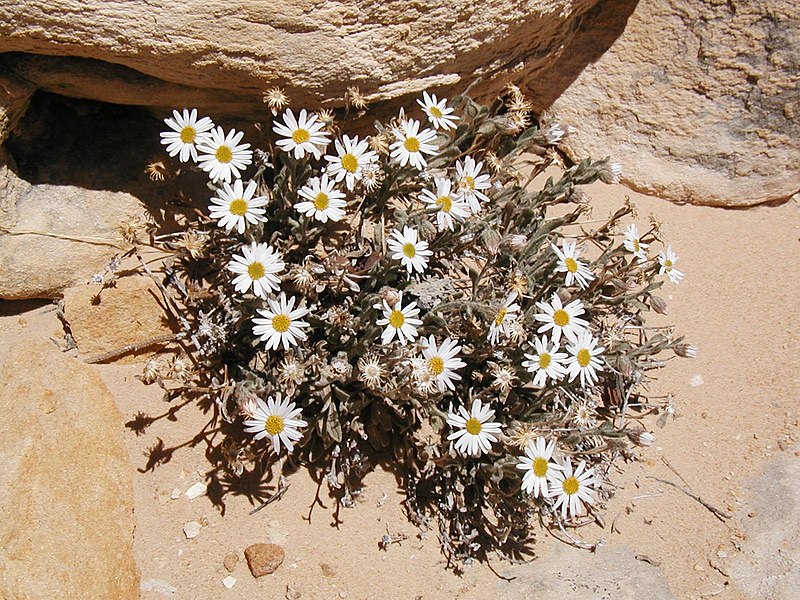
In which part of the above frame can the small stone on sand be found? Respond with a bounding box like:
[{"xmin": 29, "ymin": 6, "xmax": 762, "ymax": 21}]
[
  {"xmin": 244, "ymin": 543, "xmax": 285, "ymax": 577},
  {"xmin": 184, "ymin": 482, "xmax": 207, "ymax": 499},
  {"xmin": 222, "ymin": 576, "xmax": 237, "ymax": 589},
  {"xmin": 183, "ymin": 521, "xmax": 201, "ymax": 539}
]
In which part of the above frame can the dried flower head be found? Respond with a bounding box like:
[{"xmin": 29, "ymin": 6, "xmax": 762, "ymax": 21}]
[
  {"xmin": 346, "ymin": 86, "xmax": 368, "ymax": 110},
  {"xmin": 145, "ymin": 158, "xmax": 169, "ymax": 181},
  {"xmin": 263, "ymin": 86, "xmax": 289, "ymax": 115}
]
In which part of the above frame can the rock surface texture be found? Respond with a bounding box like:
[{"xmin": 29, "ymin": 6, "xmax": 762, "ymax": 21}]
[
  {"xmin": 0, "ymin": 0, "xmax": 600, "ymax": 114},
  {"xmin": 0, "ymin": 155, "xmax": 144, "ymax": 299},
  {"xmin": 545, "ymin": 0, "xmax": 800, "ymax": 206},
  {"xmin": 0, "ymin": 328, "xmax": 139, "ymax": 599},
  {"xmin": 728, "ymin": 447, "xmax": 800, "ymax": 599},
  {"xmin": 498, "ymin": 544, "xmax": 675, "ymax": 599}
]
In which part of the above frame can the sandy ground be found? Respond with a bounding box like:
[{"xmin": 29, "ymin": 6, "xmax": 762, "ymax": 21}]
[{"xmin": 6, "ymin": 181, "xmax": 799, "ymax": 599}]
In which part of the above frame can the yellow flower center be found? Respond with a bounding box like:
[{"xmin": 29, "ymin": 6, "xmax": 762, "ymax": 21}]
[
  {"xmin": 248, "ymin": 262, "xmax": 265, "ymax": 280},
  {"xmin": 388, "ymin": 310, "xmax": 405, "ymax": 329},
  {"xmin": 179, "ymin": 125, "xmax": 196, "ymax": 144},
  {"xmin": 665, "ymin": 259, "xmax": 673, "ymax": 268},
  {"xmin": 429, "ymin": 106, "xmax": 443, "ymax": 119},
  {"xmin": 229, "ymin": 198, "xmax": 248, "ymax": 216},
  {"xmin": 313, "ymin": 192, "xmax": 329, "ymax": 211},
  {"xmin": 633, "ymin": 239, "xmax": 640, "ymax": 251},
  {"xmin": 292, "ymin": 128, "xmax": 310, "ymax": 144},
  {"xmin": 538, "ymin": 353, "xmax": 551, "ymax": 369},
  {"xmin": 577, "ymin": 348, "xmax": 591, "ymax": 368},
  {"xmin": 272, "ymin": 314, "xmax": 291, "ymax": 333},
  {"xmin": 341, "ymin": 153, "xmax": 359, "ymax": 173},
  {"xmin": 402, "ymin": 243, "xmax": 416, "ymax": 258},
  {"xmin": 464, "ymin": 175, "xmax": 475, "ymax": 190},
  {"xmin": 562, "ymin": 476, "xmax": 580, "ymax": 495},
  {"xmin": 565, "ymin": 257, "xmax": 578, "ymax": 273},
  {"xmin": 264, "ymin": 415, "xmax": 284, "ymax": 435},
  {"xmin": 494, "ymin": 307, "xmax": 507, "ymax": 326},
  {"xmin": 428, "ymin": 356, "xmax": 445, "ymax": 375},
  {"xmin": 436, "ymin": 196, "xmax": 453, "ymax": 212},
  {"xmin": 552, "ymin": 309, "xmax": 570, "ymax": 327},
  {"xmin": 404, "ymin": 137, "xmax": 420, "ymax": 153},
  {"xmin": 532, "ymin": 457, "xmax": 548, "ymax": 477},
  {"xmin": 215, "ymin": 145, "xmax": 233, "ymax": 163},
  {"xmin": 465, "ymin": 418, "xmax": 482, "ymax": 435}
]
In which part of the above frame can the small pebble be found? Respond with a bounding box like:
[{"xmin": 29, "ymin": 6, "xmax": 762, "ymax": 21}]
[
  {"xmin": 690, "ymin": 374, "xmax": 704, "ymax": 387},
  {"xmin": 245, "ymin": 543, "xmax": 285, "ymax": 577},
  {"xmin": 222, "ymin": 576, "xmax": 237, "ymax": 589},
  {"xmin": 185, "ymin": 482, "xmax": 207, "ymax": 499},
  {"xmin": 224, "ymin": 552, "xmax": 239, "ymax": 572},
  {"xmin": 183, "ymin": 521, "xmax": 201, "ymax": 539},
  {"xmin": 170, "ymin": 488, "xmax": 182, "ymax": 500}
]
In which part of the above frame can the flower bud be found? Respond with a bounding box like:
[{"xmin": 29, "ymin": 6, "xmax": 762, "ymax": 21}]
[
  {"xmin": 632, "ymin": 431, "xmax": 656, "ymax": 446},
  {"xmin": 379, "ymin": 286, "xmax": 401, "ymax": 308},
  {"xmin": 650, "ymin": 295, "xmax": 669, "ymax": 315},
  {"xmin": 599, "ymin": 162, "xmax": 623, "ymax": 184},
  {"xmin": 674, "ymin": 343, "xmax": 698, "ymax": 358}
]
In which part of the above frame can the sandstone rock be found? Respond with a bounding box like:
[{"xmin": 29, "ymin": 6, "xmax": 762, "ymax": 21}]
[
  {"xmin": 62, "ymin": 273, "xmax": 175, "ymax": 361},
  {"xmin": 0, "ymin": 330, "xmax": 139, "ymax": 598},
  {"xmin": 0, "ymin": 1, "xmax": 601, "ymax": 116},
  {"xmin": 0, "ymin": 67, "xmax": 35, "ymax": 144},
  {"xmin": 728, "ymin": 447, "xmax": 800, "ymax": 599},
  {"xmin": 244, "ymin": 543, "xmax": 285, "ymax": 577},
  {"xmin": 0, "ymin": 158, "xmax": 146, "ymax": 299},
  {"xmin": 544, "ymin": 0, "xmax": 800, "ymax": 206},
  {"xmin": 498, "ymin": 544, "xmax": 675, "ymax": 599},
  {"xmin": 223, "ymin": 552, "xmax": 239, "ymax": 573}
]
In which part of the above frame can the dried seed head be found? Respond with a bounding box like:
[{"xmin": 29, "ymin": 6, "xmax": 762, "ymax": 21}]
[{"xmin": 369, "ymin": 132, "xmax": 391, "ymax": 155}]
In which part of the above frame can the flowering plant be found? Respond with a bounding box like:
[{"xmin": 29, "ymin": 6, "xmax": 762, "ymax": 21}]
[{"xmin": 145, "ymin": 84, "xmax": 691, "ymax": 564}]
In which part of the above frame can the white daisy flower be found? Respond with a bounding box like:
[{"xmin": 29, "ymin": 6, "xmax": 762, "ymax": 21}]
[
  {"xmin": 417, "ymin": 91, "xmax": 459, "ymax": 131},
  {"xmin": 455, "ymin": 156, "xmax": 491, "ymax": 213},
  {"xmin": 324, "ymin": 135, "xmax": 378, "ymax": 191},
  {"xmin": 420, "ymin": 177, "xmax": 469, "ymax": 232},
  {"xmin": 565, "ymin": 330, "xmax": 606, "ymax": 388},
  {"xmin": 374, "ymin": 292, "xmax": 423, "ymax": 346},
  {"xmin": 243, "ymin": 393, "xmax": 307, "ymax": 453},
  {"xmin": 488, "ymin": 292, "xmax": 521, "ymax": 345},
  {"xmin": 547, "ymin": 457, "xmax": 598, "ymax": 519},
  {"xmin": 390, "ymin": 118, "xmax": 438, "ymax": 170},
  {"xmin": 228, "ymin": 242, "xmax": 285, "ymax": 299},
  {"xmin": 522, "ymin": 335, "xmax": 568, "ymax": 387},
  {"xmin": 534, "ymin": 293, "xmax": 589, "ymax": 344},
  {"xmin": 658, "ymin": 245, "xmax": 684, "ymax": 284},
  {"xmin": 273, "ymin": 108, "xmax": 331, "ymax": 160},
  {"xmin": 388, "ymin": 226, "xmax": 433, "ymax": 274},
  {"xmin": 421, "ymin": 335, "xmax": 466, "ymax": 392},
  {"xmin": 552, "ymin": 240, "xmax": 595, "ymax": 289},
  {"xmin": 209, "ymin": 179, "xmax": 267, "ymax": 234},
  {"xmin": 160, "ymin": 108, "xmax": 214, "ymax": 163},
  {"xmin": 516, "ymin": 437, "xmax": 563, "ymax": 498},
  {"xmin": 446, "ymin": 399, "xmax": 503, "ymax": 457},
  {"xmin": 252, "ymin": 292, "xmax": 311, "ymax": 351},
  {"xmin": 196, "ymin": 126, "xmax": 253, "ymax": 183},
  {"xmin": 295, "ymin": 174, "xmax": 347, "ymax": 223},
  {"xmin": 623, "ymin": 224, "xmax": 649, "ymax": 262}
]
